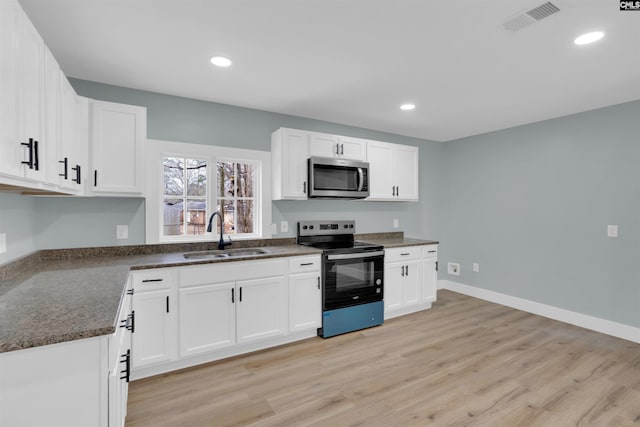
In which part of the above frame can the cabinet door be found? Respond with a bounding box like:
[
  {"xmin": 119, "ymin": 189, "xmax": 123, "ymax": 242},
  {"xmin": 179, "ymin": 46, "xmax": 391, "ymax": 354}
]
[
  {"xmin": 366, "ymin": 140, "xmax": 395, "ymax": 200},
  {"xmin": 132, "ymin": 290, "xmax": 176, "ymax": 368},
  {"xmin": 236, "ymin": 276, "xmax": 287, "ymax": 344},
  {"xmin": 309, "ymin": 132, "xmax": 340, "ymax": 158},
  {"xmin": 0, "ymin": 0, "xmax": 22, "ymax": 178},
  {"xmin": 337, "ymin": 136, "xmax": 366, "ymax": 161},
  {"xmin": 289, "ymin": 272, "xmax": 321, "ymax": 332},
  {"xmin": 384, "ymin": 262, "xmax": 404, "ymax": 313},
  {"xmin": 43, "ymin": 48, "xmax": 62, "ymax": 186},
  {"xmin": 179, "ymin": 282, "xmax": 236, "ymax": 357},
  {"xmin": 19, "ymin": 9, "xmax": 46, "ymax": 182},
  {"xmin": 423, "ymin": 257, "xmax": 438, "ymax": 303},
  {"xmin": 402, "ymin": 259, "xmax": 422, "ymax": 307},
  {"xmin": 57, "ymin": 77, "xmax": 79, "ymax": 191},
  {"xmin": 394, "ymin": 144, "xmax": 419, "ymax": 201},
  {"xmin": 280, "ymin": 128, "xmax": 309, "ymax": 199},
  {"xmin": 91, "ymin": 101, "xmax": 145, "ymax": 194}
]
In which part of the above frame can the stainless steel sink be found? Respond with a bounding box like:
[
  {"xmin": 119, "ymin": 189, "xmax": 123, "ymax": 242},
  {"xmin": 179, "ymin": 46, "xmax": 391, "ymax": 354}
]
[{"xmin": 183, "ymin": 247, "xmax": 271, "ymax": 260}]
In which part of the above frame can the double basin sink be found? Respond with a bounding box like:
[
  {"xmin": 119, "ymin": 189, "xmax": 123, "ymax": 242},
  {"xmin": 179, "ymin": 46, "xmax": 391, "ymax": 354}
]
[{"xmin": 183, "ymin": 247, "xmax": 271, "ymax": 260}]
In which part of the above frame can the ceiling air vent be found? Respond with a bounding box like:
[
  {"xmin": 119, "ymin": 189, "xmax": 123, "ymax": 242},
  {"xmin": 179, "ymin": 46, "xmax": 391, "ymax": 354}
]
[{"xmin": 503, "ymin": 1, "xmax": 561, "ymax": 32}]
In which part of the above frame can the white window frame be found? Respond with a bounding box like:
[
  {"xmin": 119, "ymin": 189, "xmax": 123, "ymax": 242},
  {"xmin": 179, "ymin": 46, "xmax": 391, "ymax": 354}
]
[{"xmin": 144, "ymin": 139, "xmax": 272, "ymax": 244}]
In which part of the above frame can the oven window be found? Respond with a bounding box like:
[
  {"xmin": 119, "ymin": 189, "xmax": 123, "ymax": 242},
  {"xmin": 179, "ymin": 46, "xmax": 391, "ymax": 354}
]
[
  {"xmin": 333, "ymin": 261, "xmax": 374, "ymax": 291},
  {"xmin": 313, "ymin": 165, "xmax": 359, "ymax": 191}
]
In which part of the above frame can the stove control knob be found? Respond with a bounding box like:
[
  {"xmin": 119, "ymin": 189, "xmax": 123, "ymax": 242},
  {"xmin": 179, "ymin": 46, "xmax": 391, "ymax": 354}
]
[
  {"xmin": 344, "ymin": 224, "xmax": 348, "ymax": 228},
  {"xmin": 349, "ymin": 224, "xmax": 354, "ymax": 228},
  {"xmin": 309, "ymin": 225, "xmax": 314, "ymax": 230},
  {"xmin": 303, "ymin": 225, "xmax": 308, "ymax": 230},
  {"xmin": 376, "ymin": 279, "xmax": 382, "ymax": 285}
]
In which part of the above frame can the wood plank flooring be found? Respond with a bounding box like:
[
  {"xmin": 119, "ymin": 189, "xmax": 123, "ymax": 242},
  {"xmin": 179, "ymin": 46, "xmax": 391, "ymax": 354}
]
[{"xmin": 126, "ymin": 290, "xmax": 640, "ymax": 426}]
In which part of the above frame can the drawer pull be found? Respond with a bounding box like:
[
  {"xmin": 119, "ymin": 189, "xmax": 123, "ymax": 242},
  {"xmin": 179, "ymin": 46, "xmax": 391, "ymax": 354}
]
[
  {"xmin": 142, "ymin": 278, "xmax": 163, "ymax": 283},
  {"xmin": 126, "ymin": 288, "xmax": 134, "ymax": 295},
  {"xmin": 427, "ymin": 250, "xmax": 437, "ymax": 253},
  {"xmin": 400, "ymin": 253, "xmax": 410, "ymax": 256},
  {"xmin": 300, "ymin": 262, "xmax": 314, "ymax": 266}
]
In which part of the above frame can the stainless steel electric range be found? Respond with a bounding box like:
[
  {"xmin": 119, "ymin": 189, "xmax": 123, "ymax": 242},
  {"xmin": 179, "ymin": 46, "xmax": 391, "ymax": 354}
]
[{"xmin": 297, "ymin": 220, "xmax": 384, "ymax": 338}]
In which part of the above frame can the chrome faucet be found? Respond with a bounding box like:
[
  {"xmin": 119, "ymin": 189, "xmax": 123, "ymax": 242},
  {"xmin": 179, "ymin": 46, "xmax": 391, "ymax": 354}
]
[{"xmin": 206, "ymin": 211, "xmax": 232, "ymax": 250}]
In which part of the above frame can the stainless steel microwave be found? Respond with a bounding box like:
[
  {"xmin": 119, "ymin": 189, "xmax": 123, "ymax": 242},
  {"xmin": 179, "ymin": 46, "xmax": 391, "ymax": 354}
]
[{"xmin": 308, "ymin": 157, "xmax": 369, "ymax": 199}]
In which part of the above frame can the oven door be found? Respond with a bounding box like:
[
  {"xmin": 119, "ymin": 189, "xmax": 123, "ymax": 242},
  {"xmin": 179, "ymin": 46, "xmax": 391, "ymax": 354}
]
[{"xmin": 323, "ymin": 250, "xmax": 384, "ymax": 310}]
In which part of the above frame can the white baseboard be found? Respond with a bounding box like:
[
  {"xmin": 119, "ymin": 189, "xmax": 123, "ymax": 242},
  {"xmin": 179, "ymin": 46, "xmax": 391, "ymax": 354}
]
[{"xmin": 439, "ymin": 279, "xmax": 640, "ymax": 344}]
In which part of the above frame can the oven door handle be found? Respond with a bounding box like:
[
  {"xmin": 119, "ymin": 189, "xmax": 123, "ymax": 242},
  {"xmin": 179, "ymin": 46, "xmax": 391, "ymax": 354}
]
[{"xmin": 326, "ymin": 250, "xmax": 385, "ymax": 261}]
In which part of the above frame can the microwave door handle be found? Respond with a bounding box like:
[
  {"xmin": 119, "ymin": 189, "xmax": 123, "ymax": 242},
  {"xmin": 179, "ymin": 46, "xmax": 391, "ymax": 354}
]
[
  {"xmin": 357, "ymin": 168, "xmax": 364, "ymax": 192},
  {"xmin": 327, "ymin": 250, "xmax": 385, "ymax": 261}
]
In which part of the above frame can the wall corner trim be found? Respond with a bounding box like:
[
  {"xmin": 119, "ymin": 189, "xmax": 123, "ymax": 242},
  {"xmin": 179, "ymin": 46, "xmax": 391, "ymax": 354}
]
[{"xmin": 438, "ymin": 280, "xmax": 640, "ymax": 344}]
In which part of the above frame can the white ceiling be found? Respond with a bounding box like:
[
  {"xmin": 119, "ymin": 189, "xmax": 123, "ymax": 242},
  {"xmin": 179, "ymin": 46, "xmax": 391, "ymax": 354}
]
[{"xmin": 18, "ymin": 0, "xmax": 640, "ymax": 142}]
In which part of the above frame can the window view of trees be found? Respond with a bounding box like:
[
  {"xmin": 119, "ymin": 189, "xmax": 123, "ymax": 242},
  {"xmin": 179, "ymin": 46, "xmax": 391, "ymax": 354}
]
[
  {"xmin": 162, "ymin": 157, "xmax": 256, "ymax": 239},
  {"xmin": 217, "ymin": 161, "xmax": 255, "ymax": 234},
  {"xmin": 163, "ymin": 157, "xmax": 207, "ymax": 236}
]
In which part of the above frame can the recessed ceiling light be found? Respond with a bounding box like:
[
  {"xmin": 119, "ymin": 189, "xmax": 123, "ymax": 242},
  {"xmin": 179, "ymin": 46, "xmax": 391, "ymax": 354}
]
[
  {"xmin": 210, "ymin": 56, "xmax": 232, "ymax": 67},
  {"xmin": 400, "ymin": 104, "xmax": 416, "ymax": 111},
  {"xmin": 574, "ymin": 31, "xmax": 604, "ymax": 45}
]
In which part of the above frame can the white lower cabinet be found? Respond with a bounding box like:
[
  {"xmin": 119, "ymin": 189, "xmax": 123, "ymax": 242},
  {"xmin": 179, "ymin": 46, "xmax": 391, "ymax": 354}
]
[
  {"xmin": 0, "ymin": 282, "xmax": 134, "ymax": 427},
  {"xmin": 384, "ymin": 245, "xmax": 438, "ymax": 319},
  {"xmin": 179, "ymin": 282, "xmax": 236, "ymax": 357},
  {"xmin": 132, "ymin": 255, "xmax": 321, "ymax": 379},
  {"xmin": 288, "ymin": 255, "xmax": 321, "ymax": 332}
]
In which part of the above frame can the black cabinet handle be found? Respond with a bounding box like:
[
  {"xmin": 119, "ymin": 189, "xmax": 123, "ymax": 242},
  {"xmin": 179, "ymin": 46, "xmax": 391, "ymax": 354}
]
[
  {"xmin": 317, "ymin": 276, "xmax": 320, "ymax": 290},
  {"xmin": 428, "ymin": 250, "xmax": 437, "ymax": 253},
  {"xmin": 397, "ymin": 186, "xmax": 399, "ymax": 197},
  {"xmin": 406, "ymin": 265, "xmax": 409, "ymax": 276},
  {"xmin": 33, "ymin": 140, "xmax": 39, "ymax": 171},
  {"xmin": 401, "ymin": 265, "xmax": 405, "ymax": 277},
  {"xmin": 435, "ymin": 261, "xmax": 438, "ymax": 272},
  {"xmin": 59, "ymin": 158, "xmax": 68, "ymax": 179},
  {"xmin": 300, "ymin": 262, "xmax": 314, "ymax": 266},
  {"xmin": 119, "ymin": 311, "xmax": 135, "ymax": 332},
  {"xmin": 126, "ymin": 288, "xmax": 134, "ymax": 295},
  {"xmin": 231, "ymin": 288, "xmax": 235, "ymax": 303},
  {"xmin": 142, "ymin": 278, "xmax": 163, "ymax": 283},
  {"xmin": 131, "ymin": 310, "xmax": 135, "ymax": 333},
  {"xmin": 400, "ymin": 253, "xmax": 410, "ymax": 256},
  {"xmin": 340, "ymin": 144, "xmax": 344, "ymax": 155},
  {"xmin": 303, "ymin": 181, "xmax": 307, "ymax": 194},
  {"xmin": 336, "ymin": 143, "xmax": 340, "ymax": 155},
  {"xmin": 71, "ymin": 164, "xmax": 81, "ymax": 184},
  {"xmin": 21, "ymin": 139, "xmax": 34, "ymax": 169},
  {"xmin": 239, "ymin": 287, "xmax": 243, "ymax": 302},
  {"xmin": 119, "ymin": 349, "xmax": 131, "ymax": 383},
  {"xmin": 94, "ymin": 170, "xmax": 98, "ymax": 187},
  {"xmin": 392, "ymin": 186, "xmax": 396, "ymax": 196},
  {"xmin": 166, "ymin": 296, "xmax": 169, "ymax": 313}
]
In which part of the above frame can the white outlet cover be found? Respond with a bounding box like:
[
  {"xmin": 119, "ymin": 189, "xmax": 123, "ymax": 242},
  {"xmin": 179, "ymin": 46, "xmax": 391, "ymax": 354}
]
[
  {"xmin": 607, "ymin": 225, "xmax": 618, "ymax": 238},
  {"xmin": 393, "ymin": 219, "xmax": 399, "ymax": 228},
  {"xmin": 280, "ymin": 221, "xmax": 288, "ymax": 233},
  {"xmin": 473, "ymin": 263, "xmax": 479, "ymax": 272},
  {"xmin": 116, "ymin": 225, "xmax": 129, "ymax": 240},
  {"xmin": 447, "ymin": 262, "xmax": 460, "ymax": 276}
]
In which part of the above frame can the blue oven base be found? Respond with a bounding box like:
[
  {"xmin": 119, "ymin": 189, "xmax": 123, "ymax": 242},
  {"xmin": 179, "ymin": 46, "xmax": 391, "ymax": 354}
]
[{"xmin": 319, "ymin": 301, "xmax": 384, "ymax": 338}]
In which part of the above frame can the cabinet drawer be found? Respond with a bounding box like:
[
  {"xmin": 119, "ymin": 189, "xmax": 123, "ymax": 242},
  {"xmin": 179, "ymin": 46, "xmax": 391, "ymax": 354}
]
[
  {"xmin": 289, "ymin": 255, "xmax": 321, "ymax": 273},
  {"xmin": 423, "ymin": 245, "xmax": 438, "ymax": 258},
  {"xmin": 130, "ymin": 268, "xmax": 176, "ymax": 291},
  {"xmin": 385, "ymin": 246, "xmax": 421, "ymax": 263}
]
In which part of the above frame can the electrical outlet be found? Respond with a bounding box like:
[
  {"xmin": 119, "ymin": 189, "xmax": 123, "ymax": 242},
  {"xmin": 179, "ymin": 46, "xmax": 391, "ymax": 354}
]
[
  {"xmin": 271, "ymin": 223, "xmax": 277, "ymax": 235},
  {"xmin": 447, "ymin": 262, "xmax": 460, "ymax": 276},
  {"xmin": 473, "ymin": 263, "xmax": 479, "ymax": 272},
  {"xmin": 280, "ymin": 221, "xmax": 288, "ymax": 233},
  {"xmin": 607, "ymin": 225, "xmax": 618, "ymax": 238},
  {"xmin": 393, "ymin": 219, "xmax": 399, "ymax": 228},
  {"xmin": 116, "ymin": 225, "xmax": 129, "ymax": 240},
  {"xmin": 0, "ymin": 233, "xmax": 6, "ymax": 254}
]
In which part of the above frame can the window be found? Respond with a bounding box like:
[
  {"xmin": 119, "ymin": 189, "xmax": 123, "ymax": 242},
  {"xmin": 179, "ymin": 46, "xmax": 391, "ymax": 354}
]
[
  {"xmin": 217, "ymin": 160, "xmax": 256, "ymax": 235},
  {"xmin": 162, "ymin": 157, "xmax": 208, "ymax": 237},
  {"xmin": 146, "ymin": 139, "xmax": 271, "ymax": 244}
]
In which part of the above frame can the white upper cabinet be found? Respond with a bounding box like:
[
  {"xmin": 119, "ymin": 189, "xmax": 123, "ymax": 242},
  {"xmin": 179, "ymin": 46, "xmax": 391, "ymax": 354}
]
[
  {"xmin": 90, "ymin": 100, "xmax": 146, "ymax": 195},
  {"xmin": 0, "ymin": 0, "xmax": 47, "ymax": 184},
  {"xmin": 43, "ymin": 47, "xmax": 62, "ymax": 187},
  {"xmin": 309, "ymin": 132, "xmax": 367, "ymax": 161},
  {"xmin": 366, "ymin": 140, "xmax": 419, "ymax": 201},
  {"xmin": 272, "ymin": 127, "xmax": 310, "ymax": 200}
]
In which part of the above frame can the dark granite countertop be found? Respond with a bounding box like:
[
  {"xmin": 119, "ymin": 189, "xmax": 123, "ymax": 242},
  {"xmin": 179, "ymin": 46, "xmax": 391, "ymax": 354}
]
[
  {"xmin": 0, "ymin": 233, "xmax": 437, "ymax": 353},
  {"xmin": 0, "ymin": 241, "xmax": 321, "ymax": 353}
]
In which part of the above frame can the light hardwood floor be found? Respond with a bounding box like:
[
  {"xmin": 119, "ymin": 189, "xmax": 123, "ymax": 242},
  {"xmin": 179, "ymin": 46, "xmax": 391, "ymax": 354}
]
[{"xmin": 126, "ymin": 290, "xmax": 640, "ymax": 426}]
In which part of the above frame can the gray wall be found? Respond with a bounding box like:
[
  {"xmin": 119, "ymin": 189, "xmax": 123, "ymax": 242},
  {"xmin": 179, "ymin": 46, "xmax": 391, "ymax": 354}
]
[
  {"xmin": 440, "ymin": 99, "xmax": 640, "ymax": 327},
  {"xmin": 0, "ymin": 193, "xmax": 37, "ymax": 264}
]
